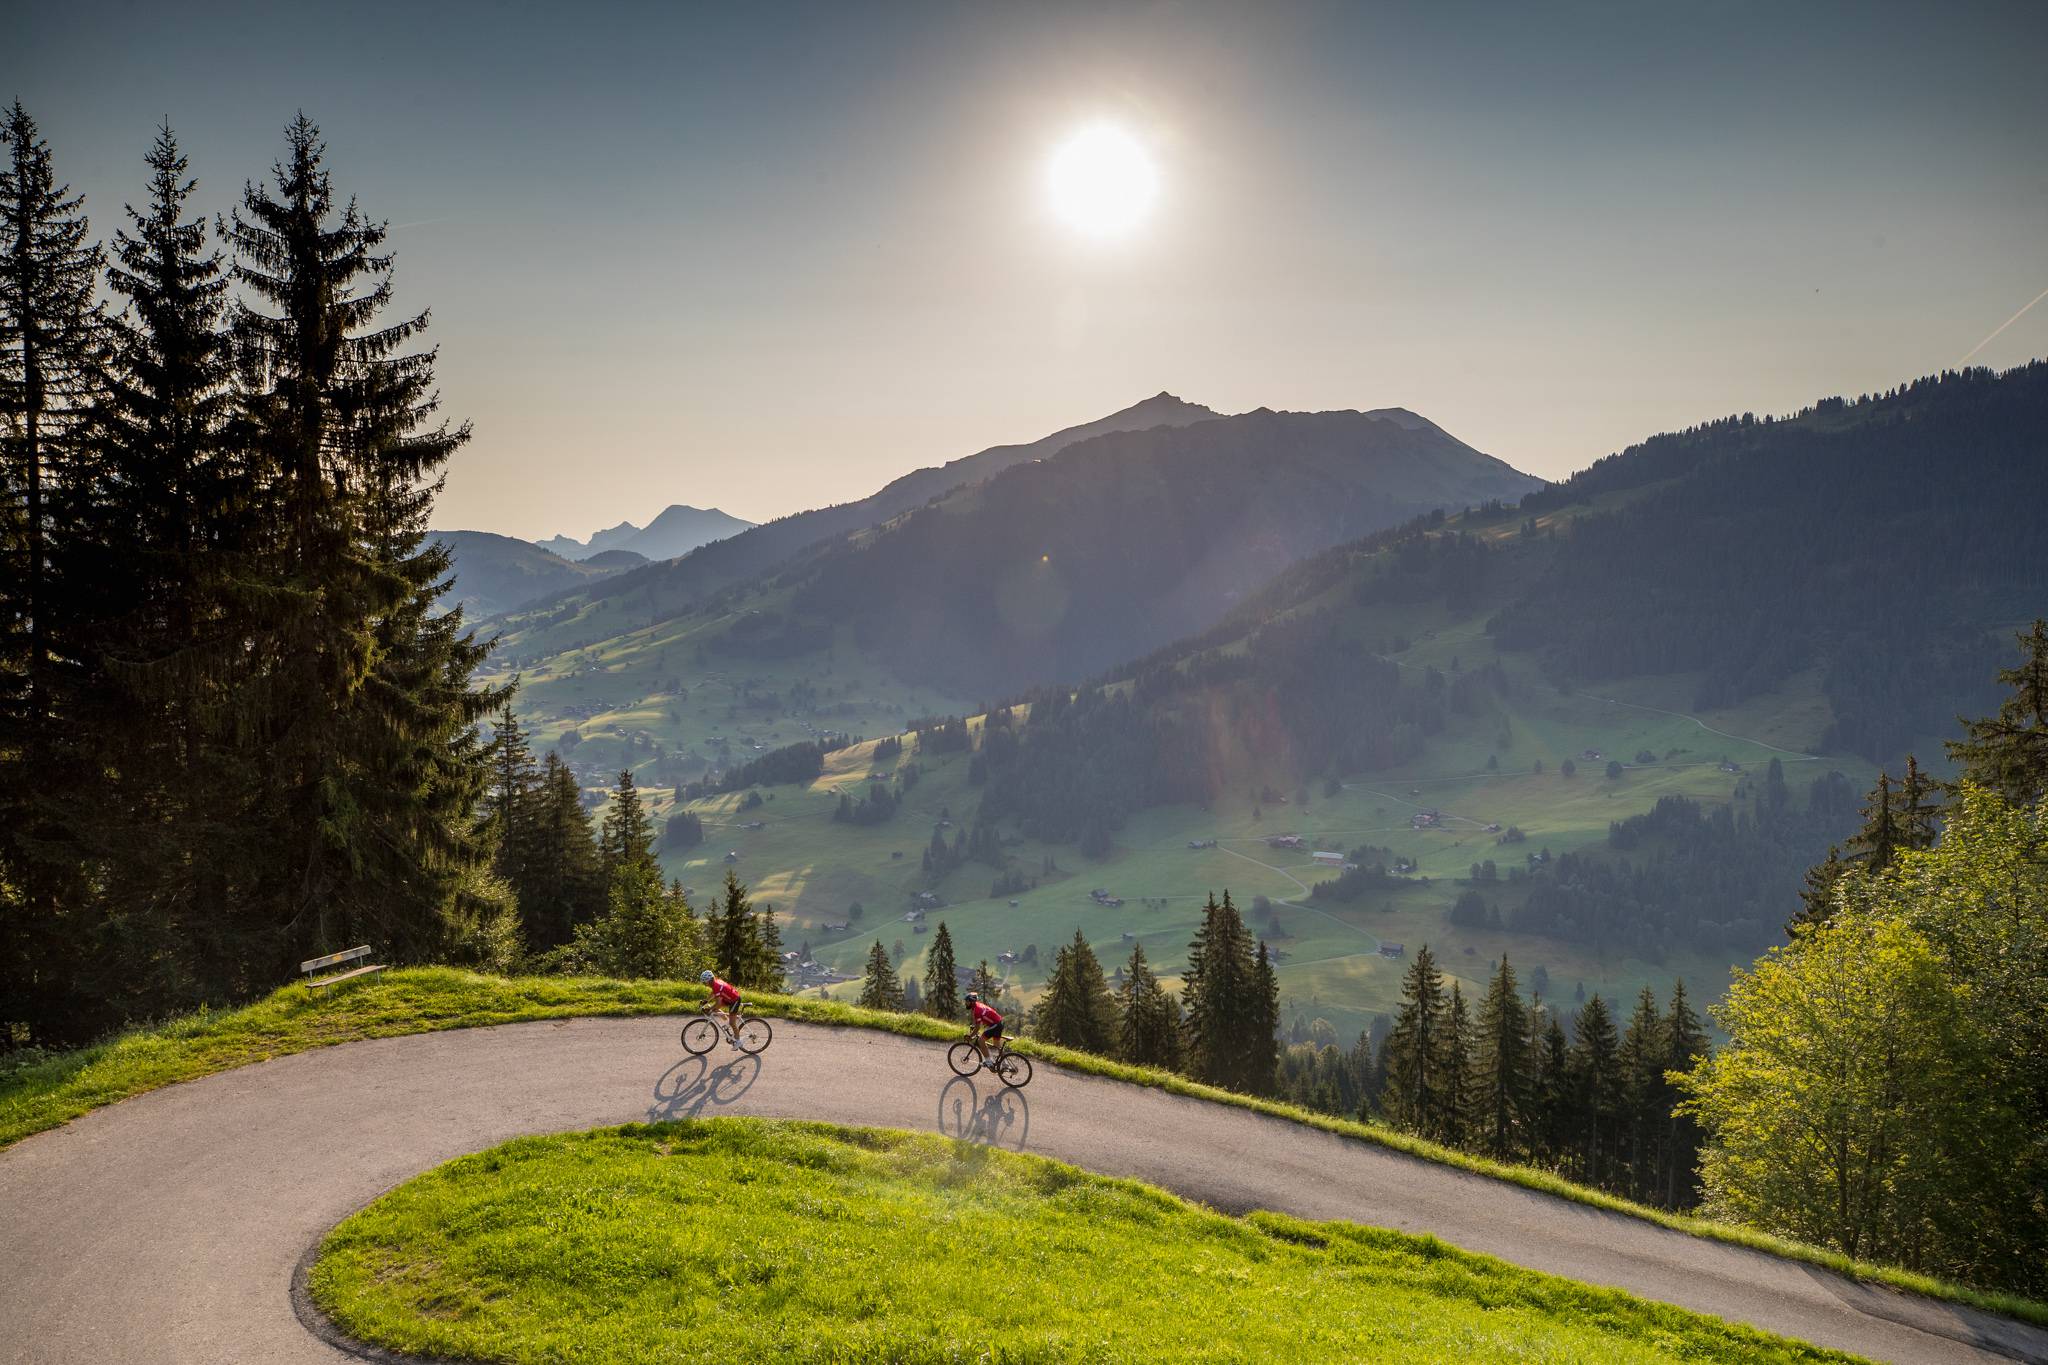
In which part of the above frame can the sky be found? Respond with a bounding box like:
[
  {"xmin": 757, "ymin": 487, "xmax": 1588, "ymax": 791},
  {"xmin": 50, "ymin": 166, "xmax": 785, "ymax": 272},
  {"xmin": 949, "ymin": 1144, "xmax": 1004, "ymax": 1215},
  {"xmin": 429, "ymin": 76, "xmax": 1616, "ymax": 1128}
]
[{"xmin": 15, "ymin": 0, "xmax": 2048, "ymax": 539}]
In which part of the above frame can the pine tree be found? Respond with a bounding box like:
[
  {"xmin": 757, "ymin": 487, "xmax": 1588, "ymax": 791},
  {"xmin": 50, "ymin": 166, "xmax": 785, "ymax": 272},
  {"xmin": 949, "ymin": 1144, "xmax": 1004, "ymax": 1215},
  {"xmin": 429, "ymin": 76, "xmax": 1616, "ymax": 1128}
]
[
  {"xmin": 1616, "ymin": 987, "xmax": 1667, "ymax": 1200},
  {"xmin": 487, "ymin": 702, "xmax": 536, "ymax": 852},
  {"xmin": 64, "ymin": 122, "xmax": 240, "ymax": 1016},
  {"xmin": 1895, "ymin": 753, "xmax": 1941, "ymax": 852},
  {"xmin": 922, "ymin": 920, "xmax": 960, "ymax": 1018},
  {"xmin": 1569, "ymin": 993, "xmax": 1621, "ymax": 1185},
  {"xmin": 1116, "ymin": 942, "xmax": 1183, "ymax": 1069},
  {"xmin": 1845, "ymin": 771, "xmax": 1900, "ymax": 873},
  {"xmin": 1946, "ymin": 619, "xmax": 2048, "ymax": 804},
  {"xmin": 967, "ymin": 958, "xmax": 1004, "ymax": 1010},
  {"xmin": 1247, "ymin": 938, "xmax": 1281, "ymax": 1094},
  {"xmin": 1183, "ymin": 891, "xmax": 1259, "ymax": 1090},
  {"xmin": 599, "ymin": 768, "xmax": 655, "ymax": 877},
  {"xmin": 223, "ymin": 115, "xmax": 497, "ymax": 970},
  {"xmin": 1031, "ymin": 929, "xmax": 1119, "ymax": 1054},
  {"xmin": 0, "ymin": 103, "xmax": 106, "ymax": 1043},
  {"xmin": 1661, "ymin": 979, "xmax": 1709, "ymax": 1208},
  {"xmin": 1529, "ymin": 1012, "xmax": 1572, "ymax": 1164},
  {"xmin": 1470, "ymin": 955, "xmax": 1530, "ymax": 1158},
  {"xmin": 0, "ymin": 101, "xmax": 103, "ymax": 732},
  {"xmin": 711, "ymin": 870, "xmax": 777, "ymax": 989},
  {"xmin": 1436, "ymin": 982, "xmax": 1473, "ymax": 1147},
  {"xmin": 569, "ymin": 860, "xmax": 703, "ymax": 980},
  {"xmin": 1381, "ymin": 945, "xmax": 1446, "ymax": 1135},
  {"xmin": 517, "ymin": 753, "xmax": 604, "ymax": 948},
  {"xmin": 857, "ymin": 940, "xmax": 904, "ymax": 1011},
  {"xmin": 1789, "ymin": 844, "xmax": 1847, "ymax": 935}
]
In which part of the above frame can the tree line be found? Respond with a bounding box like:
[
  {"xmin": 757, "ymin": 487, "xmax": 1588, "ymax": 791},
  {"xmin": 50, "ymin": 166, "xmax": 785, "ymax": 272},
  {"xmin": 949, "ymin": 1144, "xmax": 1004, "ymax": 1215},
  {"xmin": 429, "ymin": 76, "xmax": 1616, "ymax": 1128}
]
[{"xmin": 1, "ymin": 108, "xmax": 505, "ymax": 1046}]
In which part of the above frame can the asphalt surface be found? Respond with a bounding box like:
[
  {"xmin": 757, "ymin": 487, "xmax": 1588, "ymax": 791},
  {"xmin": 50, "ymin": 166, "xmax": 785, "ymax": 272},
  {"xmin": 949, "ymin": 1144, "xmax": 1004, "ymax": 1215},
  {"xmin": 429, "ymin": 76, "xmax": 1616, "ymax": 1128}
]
[{"xmin": 2, "ymin": 1017, "xmax": 2043, "ymax": 1364}]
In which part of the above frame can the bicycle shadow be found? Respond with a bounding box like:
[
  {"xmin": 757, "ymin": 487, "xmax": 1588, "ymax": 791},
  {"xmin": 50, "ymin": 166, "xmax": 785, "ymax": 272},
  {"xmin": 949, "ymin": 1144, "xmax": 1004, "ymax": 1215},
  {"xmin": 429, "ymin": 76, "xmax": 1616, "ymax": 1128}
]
[
  {"xmin": 938, "ymin": 1074, "xmax": 1030, "ymax": 1151},
  {"xmin": 648, "ymin": 1051, "xmax": 762, "ymax": 1121}
]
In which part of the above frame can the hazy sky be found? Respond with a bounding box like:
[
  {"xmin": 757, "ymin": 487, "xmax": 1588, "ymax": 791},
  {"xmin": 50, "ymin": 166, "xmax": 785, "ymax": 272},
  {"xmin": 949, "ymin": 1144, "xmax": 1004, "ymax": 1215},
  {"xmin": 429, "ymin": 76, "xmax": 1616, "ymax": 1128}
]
[{"xmin": 17, "ymin": 0, "xmax": 2048, "ymax": 538}]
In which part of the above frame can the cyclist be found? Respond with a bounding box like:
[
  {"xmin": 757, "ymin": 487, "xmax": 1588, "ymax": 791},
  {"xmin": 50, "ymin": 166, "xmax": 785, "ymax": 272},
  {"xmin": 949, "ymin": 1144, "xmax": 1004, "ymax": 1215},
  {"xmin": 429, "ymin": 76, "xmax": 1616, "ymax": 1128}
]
[
  {"xmin": 965, "ymin": 991, "xmax": 1005, "ymax": 1066},
  {"xmin": 700, "ymin": 969, "xmax": 743, "ymax": 1045}
]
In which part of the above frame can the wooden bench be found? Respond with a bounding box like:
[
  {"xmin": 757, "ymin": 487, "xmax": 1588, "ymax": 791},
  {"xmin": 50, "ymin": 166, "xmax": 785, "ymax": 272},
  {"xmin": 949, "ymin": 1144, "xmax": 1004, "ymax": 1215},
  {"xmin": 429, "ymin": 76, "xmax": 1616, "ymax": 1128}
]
[{"xmin": 299, "ymin": 945, "xmax": 386, "ymax": 992}]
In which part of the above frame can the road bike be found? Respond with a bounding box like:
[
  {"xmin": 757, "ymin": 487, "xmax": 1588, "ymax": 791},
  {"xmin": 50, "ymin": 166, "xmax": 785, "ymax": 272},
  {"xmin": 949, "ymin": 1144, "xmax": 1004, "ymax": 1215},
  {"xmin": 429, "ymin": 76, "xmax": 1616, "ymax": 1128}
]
[
  {"xmin": 681, "ymin": 1003, "xmax": 773, "ymax": 1056},
  {"xmin": 947, "ymin": 1034, "xmax": 1033, "ymax": 1088}
]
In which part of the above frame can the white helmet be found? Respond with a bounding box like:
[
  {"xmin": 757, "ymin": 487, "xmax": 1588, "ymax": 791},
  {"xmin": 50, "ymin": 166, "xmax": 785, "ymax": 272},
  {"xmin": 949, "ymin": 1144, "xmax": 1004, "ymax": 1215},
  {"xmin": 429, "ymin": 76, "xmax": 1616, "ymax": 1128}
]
[{"xmin": 700, "ymin": 969, "xmax": 715, "ymax": 984}]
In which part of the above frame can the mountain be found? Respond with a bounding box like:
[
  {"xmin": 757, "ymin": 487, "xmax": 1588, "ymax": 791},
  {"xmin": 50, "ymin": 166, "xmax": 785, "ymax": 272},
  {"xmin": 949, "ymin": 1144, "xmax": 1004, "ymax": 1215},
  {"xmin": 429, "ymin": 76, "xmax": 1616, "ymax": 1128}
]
[
  {"xmin": 536, "ymin": 521, "xmax": 642, "ymax": 560},
  {"xmin": 429, "ymin": 531, "xmax": 629, "ymax": 618},
  {"xmin": 537, "ymin": 392, "xmax": 1221, "ymax": 622},
  {"xmin": 617, "ymin": 505, "xmax": 754, "ymax": 561},
  {"xmin": 760, "ymin": 405, "xmax": 1540, "ymax": 694}
]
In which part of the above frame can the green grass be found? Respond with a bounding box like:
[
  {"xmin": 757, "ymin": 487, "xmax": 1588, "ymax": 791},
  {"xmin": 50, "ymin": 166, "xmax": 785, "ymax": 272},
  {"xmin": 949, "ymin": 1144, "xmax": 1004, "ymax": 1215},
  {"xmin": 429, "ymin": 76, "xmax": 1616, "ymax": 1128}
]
[
  {"xmin": 6, "ymin": 967, "xmax": 2043, "ymax": 1330},
  {"xmin": 309, "ymin": 1118, "xmax": 1861, "ymax": 1365}
]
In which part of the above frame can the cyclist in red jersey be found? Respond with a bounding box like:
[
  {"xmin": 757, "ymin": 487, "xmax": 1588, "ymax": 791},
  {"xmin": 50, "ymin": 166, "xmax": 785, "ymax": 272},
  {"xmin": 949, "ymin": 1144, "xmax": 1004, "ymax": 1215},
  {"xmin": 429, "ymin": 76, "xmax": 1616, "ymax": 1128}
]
[
  {"xmin": 699, "ymin": 969, "xmax": 743, "ymax": 1044},
  {"xmin": 965, "ymin": 991, "xmax": 1004, "ymax": 1066}
]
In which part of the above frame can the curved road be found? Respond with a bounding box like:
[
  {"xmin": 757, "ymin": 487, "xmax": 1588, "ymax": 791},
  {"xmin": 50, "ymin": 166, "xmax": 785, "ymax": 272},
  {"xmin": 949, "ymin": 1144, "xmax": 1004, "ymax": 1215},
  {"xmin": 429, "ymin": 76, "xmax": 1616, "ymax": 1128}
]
[{"xmin": 2, "ymin": 1018, "xmax": 2043, "ymax": 1364}]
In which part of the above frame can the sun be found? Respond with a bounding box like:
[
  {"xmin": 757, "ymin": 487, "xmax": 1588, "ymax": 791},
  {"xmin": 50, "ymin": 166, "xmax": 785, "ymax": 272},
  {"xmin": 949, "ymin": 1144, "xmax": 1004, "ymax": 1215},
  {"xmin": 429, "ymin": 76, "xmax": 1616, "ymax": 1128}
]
[{"xmin": 1046, "ymin": 122, "xmax": 1159, "ymax": 238}]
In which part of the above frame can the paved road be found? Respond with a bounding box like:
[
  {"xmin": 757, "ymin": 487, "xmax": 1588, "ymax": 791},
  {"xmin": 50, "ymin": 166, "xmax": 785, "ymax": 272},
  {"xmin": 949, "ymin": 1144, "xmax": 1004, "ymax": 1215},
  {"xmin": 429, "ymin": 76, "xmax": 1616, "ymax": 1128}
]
[{"xmin": 3, "ymin": 1018, "xmax": 2043, "ymax": 1364}]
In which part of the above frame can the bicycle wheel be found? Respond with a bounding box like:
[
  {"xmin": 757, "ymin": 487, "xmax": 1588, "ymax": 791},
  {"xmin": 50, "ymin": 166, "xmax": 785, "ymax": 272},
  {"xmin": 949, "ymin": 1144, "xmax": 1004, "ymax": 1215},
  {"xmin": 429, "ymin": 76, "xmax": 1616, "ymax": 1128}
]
[
  {"xmin": 735, "ymin": 1016, "xmax": 773, "ymax": 1054},
  {"xmin": 947, "ymin": 1041, "xmax": 982, "ymax": 1077},
  {"xmin": 680, "ymin": 1017, "xmax": 720, "ymax": 1055},
  {"xmin": 994, "ymin": 1051, "xmax": 1032, "ymax": 1089}
]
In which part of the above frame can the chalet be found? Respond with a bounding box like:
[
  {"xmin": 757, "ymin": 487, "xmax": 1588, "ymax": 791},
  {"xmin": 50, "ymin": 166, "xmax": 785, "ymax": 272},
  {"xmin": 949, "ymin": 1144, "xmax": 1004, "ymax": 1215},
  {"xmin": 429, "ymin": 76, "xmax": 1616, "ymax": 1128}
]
[
  {"xmin": 1410, "ymin": 810, "xmax": 1441, "ymax": 830},
  {"xmin": 1485, "ymin": 823, "xmax": 1502, "ymax": 833},
  {"xmin": 822, "ymin": 920, "xmax": 849, "ymax": 932},
  {"xmin": 1120, "ymin": 931, "xmax": 1135, "ymax": 942},
  {"xmin": 1007, "ymin": 899, "xmax": 1020, "ymax": 907},
  {"xmin": 723, "ymin": 850, "xmax": 740, "ymax": 862},
  {"xmin": 1582, "ymin": 749, "xmax": 1602, "ymax": 762},
  {"xmin": 1379, "ymin": 942, "xmax": 1406, "ymax": 959},
  {"xmin": 1311, "ymin": 851, "xmax": 1346, "ymax": 867},
  {"xmin": 1266, "ymin": 834, "xmax": 1305, "ymax": 850},
  {"xmin": 914, "ymin": 922, "xmax": 930, "ymax": 934},
  {"xmin": 1187, "ymin": 838, "xmax": 1218, "ymax": 850},
  {"xmin": 997, "ymin": 951, "xmax": 1018, "ymax": 965}
]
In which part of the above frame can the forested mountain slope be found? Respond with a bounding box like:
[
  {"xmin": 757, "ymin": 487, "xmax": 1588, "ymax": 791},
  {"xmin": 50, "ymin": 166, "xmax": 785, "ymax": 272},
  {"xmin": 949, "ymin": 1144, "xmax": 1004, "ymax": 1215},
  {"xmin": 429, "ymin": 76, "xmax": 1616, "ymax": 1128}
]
[{"xmin": 429, "ymin": 530, "xmax": 625, "ymax": 617}]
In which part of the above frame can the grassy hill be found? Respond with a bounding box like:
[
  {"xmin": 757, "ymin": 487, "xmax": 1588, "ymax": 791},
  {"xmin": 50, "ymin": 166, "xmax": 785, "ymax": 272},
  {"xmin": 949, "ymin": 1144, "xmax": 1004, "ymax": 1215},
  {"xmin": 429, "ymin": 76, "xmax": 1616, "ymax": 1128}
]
[{"xmin": 309, "ymin": 1119, "xmax": 1856, "ymax": 1364}]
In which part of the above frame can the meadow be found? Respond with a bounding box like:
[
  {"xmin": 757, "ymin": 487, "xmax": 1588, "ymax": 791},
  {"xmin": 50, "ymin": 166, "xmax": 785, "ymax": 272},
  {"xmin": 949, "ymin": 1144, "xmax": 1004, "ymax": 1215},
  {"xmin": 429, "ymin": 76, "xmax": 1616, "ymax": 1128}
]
[{"xmin": 307, "ymin": 1118, "xmax": 1861, "ymax": 1365}]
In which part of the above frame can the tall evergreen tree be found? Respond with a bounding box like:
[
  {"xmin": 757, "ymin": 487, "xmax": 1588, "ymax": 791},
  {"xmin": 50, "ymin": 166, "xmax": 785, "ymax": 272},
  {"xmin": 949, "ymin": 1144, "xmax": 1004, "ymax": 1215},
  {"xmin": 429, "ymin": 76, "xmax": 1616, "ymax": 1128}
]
[
  {"xmin": 598, "ymin": 768, "xmax": 655, "ymax": 877},
  {"xmin": 516, "ymin": 752, "xmax": 604, "ymax": 948},
  {"xmin": 1661, "ymin": 979, "xmax": 1709, "ymax": 1208},
  {"xmin": 1031, "ymin": 928, "xmax": 1119, "ymax": 1054},
  {"xmin": 1469, "ymin": 955, "xmax": 1530, "ymax": 1158},
  {"xmin": 1380, "ymin": 944, "xmax": 1446, "ymax": 1134},
  {"xmin": 222, "ymin": 114, "xmax": 498, "ymax": 970},
  {"xmin": 1846, "ymin": 771, "xmax": 1899, "ymax": 873},
  {"xmin": 487, "ymin": 701, "xmax": 536, "ymax": 853},
  {"xmin": 1946, "ymin": 620, "xmax": 2048, "ymax": 804},
  {"xmin": 1435, "ymin": 982, "xmax": 1474, "ymax": 1147},
  {"xmin": 1247, "ymin": 938, "xmax": 1281, "ymax": 1094},
  {"xmin": 1182, "ymin": 891, "xmax": 1261, "ymax": 1090},
  {"xmin": 1616, "ymin": 987, "xmax": 1668, "ymax": 1200},
  {"xmin": 1528, "ymin": 1010, "xmax": 1573, "ymax": 1164},
  {"xmin": 1116, "ymin": 942, "xmax": 1183, "ymax": 1069},
  {"xmin": 570, "ymin": 860, "xmax": 703, "ymax": 981},
  {"xmin": 1569, "ymin": 993, "xmax": 1622, "ymax": 1184},
  {"xmin": 921, "ymin": 920, "xmax": 960, "ymax": 1018},
  {"xmin": 0, "ymin": 103, "xmax": 105, "ymax": 1043},
  {"xmin": 857, "ymin": 939, "xmax": 904, "ymax": 1012},
  {"xmin": 710, "ymin": 869, "xmax": 780, "ymax": 989}
]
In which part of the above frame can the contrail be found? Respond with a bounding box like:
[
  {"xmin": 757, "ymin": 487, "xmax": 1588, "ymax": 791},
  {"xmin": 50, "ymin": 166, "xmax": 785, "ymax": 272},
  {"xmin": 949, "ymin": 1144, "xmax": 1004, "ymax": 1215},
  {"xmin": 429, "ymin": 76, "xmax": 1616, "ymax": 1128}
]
[{"xmin": 1958, "ymin": 282, "xmax": 2048, "ymax": 367}]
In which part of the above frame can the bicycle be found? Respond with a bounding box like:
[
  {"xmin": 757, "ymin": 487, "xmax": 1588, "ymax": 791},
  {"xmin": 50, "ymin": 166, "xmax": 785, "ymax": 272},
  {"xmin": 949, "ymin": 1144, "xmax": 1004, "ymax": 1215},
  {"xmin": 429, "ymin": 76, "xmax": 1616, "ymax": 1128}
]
[
  {"xmin": 681, "ymin": 1003, "xmax": 773, "ymax": 1056},
  {"xmin": 947, "ymin": 1033, "xmax": 1033, "ymax": 1088}
]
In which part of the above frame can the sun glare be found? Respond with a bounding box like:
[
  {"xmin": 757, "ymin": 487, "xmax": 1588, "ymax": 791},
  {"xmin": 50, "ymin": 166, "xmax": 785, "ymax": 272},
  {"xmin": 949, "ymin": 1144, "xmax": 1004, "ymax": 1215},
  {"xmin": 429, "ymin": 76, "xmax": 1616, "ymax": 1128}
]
[{"xmin": 1046, "ymin": 122, "xmax": 1159, "ymax": 238}]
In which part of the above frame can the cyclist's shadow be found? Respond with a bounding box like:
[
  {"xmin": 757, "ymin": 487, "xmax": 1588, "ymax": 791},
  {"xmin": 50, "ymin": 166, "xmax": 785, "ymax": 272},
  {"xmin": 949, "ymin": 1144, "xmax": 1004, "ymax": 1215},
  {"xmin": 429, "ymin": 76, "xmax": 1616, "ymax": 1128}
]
[
  {"xmin": 938, "ymin": 1074, "xmax": 1030, "ymax": 1151},
  {"xmin": 649, "ymin": 1051, "xmax": 761, "ymax": 1121}
]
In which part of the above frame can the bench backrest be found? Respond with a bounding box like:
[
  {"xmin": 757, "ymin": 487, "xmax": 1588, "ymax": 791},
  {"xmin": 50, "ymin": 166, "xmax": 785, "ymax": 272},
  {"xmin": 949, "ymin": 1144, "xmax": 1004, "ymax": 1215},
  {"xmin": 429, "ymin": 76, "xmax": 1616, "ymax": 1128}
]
[{"xmin": 300, "ymin": 945, "xmax": 374, "ymax": 975}]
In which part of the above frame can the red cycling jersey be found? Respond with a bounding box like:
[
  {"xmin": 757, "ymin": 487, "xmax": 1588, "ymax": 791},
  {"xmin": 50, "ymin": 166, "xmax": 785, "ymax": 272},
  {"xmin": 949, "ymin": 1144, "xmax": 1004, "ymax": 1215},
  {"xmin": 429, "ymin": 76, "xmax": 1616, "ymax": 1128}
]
[
  {"xmin": 969, "ymin": 1000, "xmax": 1003, "ymax": 1029},
  {"xmin": 709, "ymin": 977, "xmax": 741, "ymax": 1007}
]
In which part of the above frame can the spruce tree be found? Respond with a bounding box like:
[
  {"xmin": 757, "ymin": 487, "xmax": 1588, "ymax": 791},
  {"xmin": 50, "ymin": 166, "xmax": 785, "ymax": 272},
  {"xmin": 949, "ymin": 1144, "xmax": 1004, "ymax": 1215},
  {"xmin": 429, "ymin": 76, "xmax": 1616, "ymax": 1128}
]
[
  {"xmin": 1183, "ymin": 891, "xmax": 1259, "ymax": 1089},
  {"xmin": 570, "ymin": 860, "xmax": 703, "ymax": 980},
  {"xmin": 967, "ymin": 959, "xmax": 1004, "ymax": 1011},
  {"xmin": 599, "ymin": 768, "xmax": 655, "ymax": 877},
  {"xmin": 1247, "ymin": 938, "xmax": 1281, "ymax": 1094},
  {"xmin": 1529, "ymin": 1012, "xmax": 1572, "ymax": 1164},
  {"xmin": 0, "ymin": 103, "xmax": 105, "ymax": 1043},
  {"xmin": 1845, "ymin": 771, "xmax": 1899, "ymax": 873},
  {"xmin": 1661, "ymin": 979, "xmax": 1709, "ymax": 1208},
  {"xmin": 921, "ymin": 920, "xmax": 960, "ymax": 1018},
  {"xmin": 1946, "ymin": 619, "xmax": 2048, "ymax": 804},
  {"xmin": 1616, "ymin": 987, "xmax": 1667, "ymax": 1199},
  {"xmin": 711, "ymin": 870, "xmax": 774, "ymax": 988},
  {"xmin": 857, "ymin": 940, "xmax": 904, "ymax": 1011},
  {"xmin": 1569, "ymin": 993, "xmax": 1621, "ymax": 1184},
  {"xmin": 1436, "ymin": 982, "xmax": 1473, "ymax": 1147},
  {"xmin": 1788, "ymin": 845, "xmax": 1847, "ymax": 936},
  {"xmin": 223, "ymin": 114, "xmax": 497, "ymax": 969},
  {"xmin": 1031, "ymin": 928, "xmax": 1119, "ymax": 1054},
  {"xmin": 1470, "ymin": 955, "xmax": 1530, "ymax": 1158},
  {"xmin": 0, "ymin": 101, "xmax": 102, "ymax": 731},
  {"xmin": 518, "ymin": 753, "xmax": 603, "ymax": 948},
  {"xmin": 487, "ymin": 702, "xmax": 536, "ymax": 854},
  {"xmin": 1381, "ymin": 945, "xmax": 1446, "ymax": 1134},
  {"xmin": 1116, "ymin": 942, "xmax": 1183, "ymax": 1069}
]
